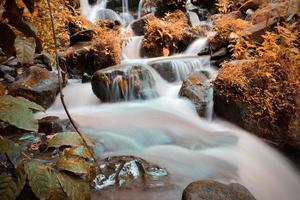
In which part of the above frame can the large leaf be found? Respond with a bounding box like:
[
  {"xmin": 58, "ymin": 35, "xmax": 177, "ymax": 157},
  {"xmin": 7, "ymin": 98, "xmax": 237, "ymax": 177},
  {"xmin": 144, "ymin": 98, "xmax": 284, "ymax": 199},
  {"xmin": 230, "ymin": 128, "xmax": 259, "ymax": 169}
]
[
  {"xmin": 0, "ymin": 95, "xmax": 44, "ymax": 131},
  {"xmin": 0, "ymin": 163, "xmax": 26, "ymax": 200},
  {"xmin": 56, "ymin": 172, "xmax": 90, "ymax": 200},
  {"xmin": 56, "ymin": 155, "xmax": 91, "ymax": 177},
  {"xmin": 0, "ymin": 138, "xmax": 21, "ymax": 167},
  {"xmin": 14, "ymin": 37, "xmax": 36, "ymax": 64},
  {"xmin": 0, "ymin": 95, "xmax": 44, "ymax": 111},
  {"xmin": 26, "ymin": 159, "xmax": 52, "ymax": 200},
  {"xmin": 48, "ymin": 132, "xmax": 94, "ymax": 149}
]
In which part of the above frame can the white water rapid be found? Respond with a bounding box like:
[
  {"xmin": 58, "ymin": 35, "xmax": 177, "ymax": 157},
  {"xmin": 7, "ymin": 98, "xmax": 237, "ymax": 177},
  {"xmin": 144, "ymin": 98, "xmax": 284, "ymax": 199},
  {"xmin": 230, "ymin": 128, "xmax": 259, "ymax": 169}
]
[{"xmin": 41, "ymin": 1, "xmax": 300, "ymax": 199}]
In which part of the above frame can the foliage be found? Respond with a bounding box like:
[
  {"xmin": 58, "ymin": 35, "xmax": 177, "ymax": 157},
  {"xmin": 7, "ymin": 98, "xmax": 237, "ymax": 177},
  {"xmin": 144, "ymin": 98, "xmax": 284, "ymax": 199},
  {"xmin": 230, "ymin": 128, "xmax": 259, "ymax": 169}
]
[
  {"xmin": 0, "ymin": 133, "xmax": 96, "ymax": 200},
  {"xmin": 143, "ymin": 10, "xmax": 188, "ymax": 56},
  {"xmin": 14, "ymin": 36, "xmax": 36, "ymax": 64},
  {"xmin": 0, "ymin": 0, "xmax": 42, "ymax": 57},
  {"xmin": 216, "ymin": 21, "xmax": 300, "ymax": 145},
  {"xmin": 0, "ymin": 95, "xmax": 44, "ymax": 132}
]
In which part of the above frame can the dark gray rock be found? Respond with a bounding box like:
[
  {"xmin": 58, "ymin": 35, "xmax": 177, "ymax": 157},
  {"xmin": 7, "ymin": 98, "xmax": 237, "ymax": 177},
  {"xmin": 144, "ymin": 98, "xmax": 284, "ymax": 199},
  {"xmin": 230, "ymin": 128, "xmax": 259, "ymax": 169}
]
[
  {"xmin": 179, "ymin": 71, "xmax": 213, "ymax": 117},
  {"xmin": 91, "ymin": 65, "xmax": 158, "ymax": 102},
  {"xmin": 8, "ymin": 66, "xmax": 60, "ymax": 109}
]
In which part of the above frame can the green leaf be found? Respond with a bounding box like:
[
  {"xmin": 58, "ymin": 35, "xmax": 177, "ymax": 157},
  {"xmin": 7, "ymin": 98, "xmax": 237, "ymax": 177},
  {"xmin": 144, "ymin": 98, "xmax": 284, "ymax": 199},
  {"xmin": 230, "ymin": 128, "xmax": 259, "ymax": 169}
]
[
  {"xmin": 56, "ymin": 172, "xmax": 90, "ymax": 200},
  {"xmin": 0, "ymin": 95, "xmax": 44, "ymax": 131},
  {"xmin": 14, "ymin": 37, "xmax": 36, "ymax": 64},
  {"xmin": 56, "ymin": 155, "xmax": 91, "ymax": 177},
  {"xmin": 64, "ymin": 146, "xmax": 93, "ymax": 160},
  {"xmin": 0, "ymin": 95, "xmax": 44, "ymax": 111},
  {"xmin": 0, "ymin": 138, "xmax": 21, "ymax": 167},
  {"xmin": 48, "ymin": 132, "xmax": 94, "ymax": 149},
  {"xmin": 26, "ymin": 159, "xmax": 52, "ymax": 200},
  {"xmin": 0, "ymin": 163, "xmax": 26, "ymax": 200},
  {"xmin": 26, "ymin": 159, "xmax": 68, "ymax": 200}
]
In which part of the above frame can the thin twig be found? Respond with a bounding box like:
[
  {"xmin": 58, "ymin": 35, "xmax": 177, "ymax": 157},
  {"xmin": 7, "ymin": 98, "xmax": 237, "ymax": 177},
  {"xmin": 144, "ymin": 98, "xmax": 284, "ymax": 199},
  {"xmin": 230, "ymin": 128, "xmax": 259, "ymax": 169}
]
[{"xmin": 46, "ymin": 0, "xmax": 96, "ymax": 162}]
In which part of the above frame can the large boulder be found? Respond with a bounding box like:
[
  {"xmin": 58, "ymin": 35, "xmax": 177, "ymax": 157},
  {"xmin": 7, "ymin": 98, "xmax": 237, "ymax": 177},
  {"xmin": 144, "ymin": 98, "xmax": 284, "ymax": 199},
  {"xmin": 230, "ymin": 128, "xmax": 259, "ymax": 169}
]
[
  {"xmin": 214, "ymin": 59, "xmax": 300, "ymax": 149},
  {"xmin": 91, "ymin": 65, "xmax": 158, "ymax": 102},
  {"xmin": 182, "ymin": 180, "xmax": 256, "ymax": 200},
  {"xmin": 179, "ymin": 71, "xmax": 213, "ymax": 117},
  {"xmin": 8, "ymin": 66, "xmax": 60, "ymax": 109}
]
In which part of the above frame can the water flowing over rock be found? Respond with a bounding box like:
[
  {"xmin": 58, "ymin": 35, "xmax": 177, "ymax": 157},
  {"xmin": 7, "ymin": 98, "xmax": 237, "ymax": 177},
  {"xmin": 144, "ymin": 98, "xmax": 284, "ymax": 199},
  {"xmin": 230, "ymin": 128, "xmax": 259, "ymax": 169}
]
[
  {"xmin": 8, "ymin": 66, "xmax": 60, "ymax": 109},
  {"xmin": 91, "ymin": 65, "xmax": 158, "ymax": 102},
  {"xmin": 92, "ymin": 156, "xmax": 169, "ymax": 190},
  {"xmin": 149, "ymin": 56, "xmax": 211, "ymax": 82},
  {"xmin": 182, "ymin": 180, "xmax": 256, "ymax": 200},
  {"xmin": 179, "ymin": 71, "xmax": 213, "ymax": 118}
]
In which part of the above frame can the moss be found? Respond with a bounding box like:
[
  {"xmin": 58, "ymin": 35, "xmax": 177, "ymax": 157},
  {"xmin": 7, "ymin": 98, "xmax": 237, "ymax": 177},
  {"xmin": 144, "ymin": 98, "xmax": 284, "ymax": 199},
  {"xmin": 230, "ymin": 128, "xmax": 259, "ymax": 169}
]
[{"xmin": 214, "ymin": 22, "xmax": 300, "ymax": 147}]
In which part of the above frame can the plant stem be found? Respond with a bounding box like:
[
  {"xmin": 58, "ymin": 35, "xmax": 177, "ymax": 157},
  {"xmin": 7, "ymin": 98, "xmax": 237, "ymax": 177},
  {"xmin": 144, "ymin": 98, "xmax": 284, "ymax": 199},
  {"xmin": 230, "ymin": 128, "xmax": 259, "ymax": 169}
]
[{"xmin": 46, "ymin": 0, "xmax": 96, "ymax": 162}]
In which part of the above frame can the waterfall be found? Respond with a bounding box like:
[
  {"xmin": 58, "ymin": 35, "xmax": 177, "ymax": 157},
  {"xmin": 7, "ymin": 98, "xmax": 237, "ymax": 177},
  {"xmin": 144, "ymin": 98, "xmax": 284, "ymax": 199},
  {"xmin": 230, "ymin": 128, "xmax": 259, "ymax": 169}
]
[
  {"xmin": 137, "ymin": 0, "xmax": 144, "ymax": 18},
  {"xmin": 43, "ymin": 2, "xmax": 300, "ymax": 199}
]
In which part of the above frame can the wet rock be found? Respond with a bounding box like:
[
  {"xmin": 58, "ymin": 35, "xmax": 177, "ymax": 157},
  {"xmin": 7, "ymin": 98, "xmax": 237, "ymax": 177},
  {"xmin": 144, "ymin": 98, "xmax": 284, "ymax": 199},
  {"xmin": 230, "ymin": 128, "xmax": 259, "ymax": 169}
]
[
  {"xmin": 106, "ymin": 0, "xmax": 140, "ymax": 12},
  {"xmin": 155, "ymin": 0, "xmax": 187, "ymax": 16},
  {"xmin": 182, "ymin": 180, "xmax": 256, "ymax": 200},
  {"xmin": 60, "ymin": 17, "xmax": 121, "ymax": 78},
  {"xmin": 33, "ymin": 53, "xmax": 53, "ymax": 71},
  {"xmin": 8, "ymin": 66, "xmax": 60, "ymax": 109},
  {"xmin": 59, "ymin": 40, "xmax": 121, "ymax": 78},
  {"xmin": 92, "ymin": 156, "xmax": 170, "ymax": 190},
  {"xmin": 91, "ymin": 65, "xmax": 157, "ymax": 102},
  {"xmin": 131, "ymin": 14, "xmax": 153, "ymax": 36},
  {"xmin": 0, "ymin": 65, "xmax": 17, "ymax": 78},
  {"xmin": 70, "ymin": 29, "xmax": 95, "ymax": 46},
  {"xmin": 38, "ymin": 116, "xmax": 74, "ymax": 135},
  {"xmin": 150, "ymin": 61, "xmax": 178, "ymax": 82},
  {"xmin": 179, "ymin": 71, "xmax": 213, "ymax": 117}
]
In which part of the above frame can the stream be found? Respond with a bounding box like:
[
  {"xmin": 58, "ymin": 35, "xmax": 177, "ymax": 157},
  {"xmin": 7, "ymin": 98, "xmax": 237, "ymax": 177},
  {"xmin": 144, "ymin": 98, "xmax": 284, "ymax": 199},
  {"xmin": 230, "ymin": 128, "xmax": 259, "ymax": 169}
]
[{"xmin": 38, "ymin": 0, "xmax": 300, "ymax": 199}]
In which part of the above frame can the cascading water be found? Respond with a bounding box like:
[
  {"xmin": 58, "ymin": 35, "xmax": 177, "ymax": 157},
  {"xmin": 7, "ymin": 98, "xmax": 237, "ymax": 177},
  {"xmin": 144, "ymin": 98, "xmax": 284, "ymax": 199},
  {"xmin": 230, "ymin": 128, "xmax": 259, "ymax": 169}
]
[{"xmin": 43, "ymin": 1, "xmax": 300, "ymax": 199}]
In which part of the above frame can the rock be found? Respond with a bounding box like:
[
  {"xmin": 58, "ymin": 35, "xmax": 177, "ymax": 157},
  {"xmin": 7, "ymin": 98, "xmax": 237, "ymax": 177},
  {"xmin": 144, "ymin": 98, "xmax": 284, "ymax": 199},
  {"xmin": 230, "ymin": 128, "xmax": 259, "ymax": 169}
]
[
  {"xmin": 155, "ymin": 0, "xmax": 187, "ymax": 16},
  {"xmin": 150, "ymin": 61, "xmax": 178, "ymax": 82},
  {"xmin": 60, "ymin": 17, "xmax": 121, "ymax": 78},
  {"xmin": 239, "ymin": 0, "xmax": 261, "ymax": 14},
  {"xmin": 142, "ymin": 10, "xmax": 203, "ymax": 57},
  {"xmin": 130, "ymin": 14, "xmax": 153, "ymax": 36},
  {"xmin": 92, "ymin": 156, "xmax": 170, "ymax": 190},
  {"xmin": 33, "ymin": 53, "xmax": 53, "ymax": 71},
  {"xmin": 91, "ymin": 65, "xmax": 158, "ymax": 102},
  {"xmin": 214, "ymin": 59, "xmax": 300, "ymax": 148},
  {"xmin": 182, "ymin": 180, "xmax": 256, "ymax": 200},
  {"xmin": 179, "ymin": 71, "xmax": 213, "ymax": 117},
  {"xmin": 0, "ymin": 65, "xmax": 17, "ymax": 78},
  {"xmin": 38, "ymin": 116, "xmax": 75, "ymax": 135},
  {"xmin": 8, "ymin": 66, "xmax": 60, "ymax": 109},
  {"xmin": 70, "ymin": 29, "xmax": 95, "ymax": 46},
  {"xmin": 106, "ymin": 0, "xmax": 140, "ymax": 12}
]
